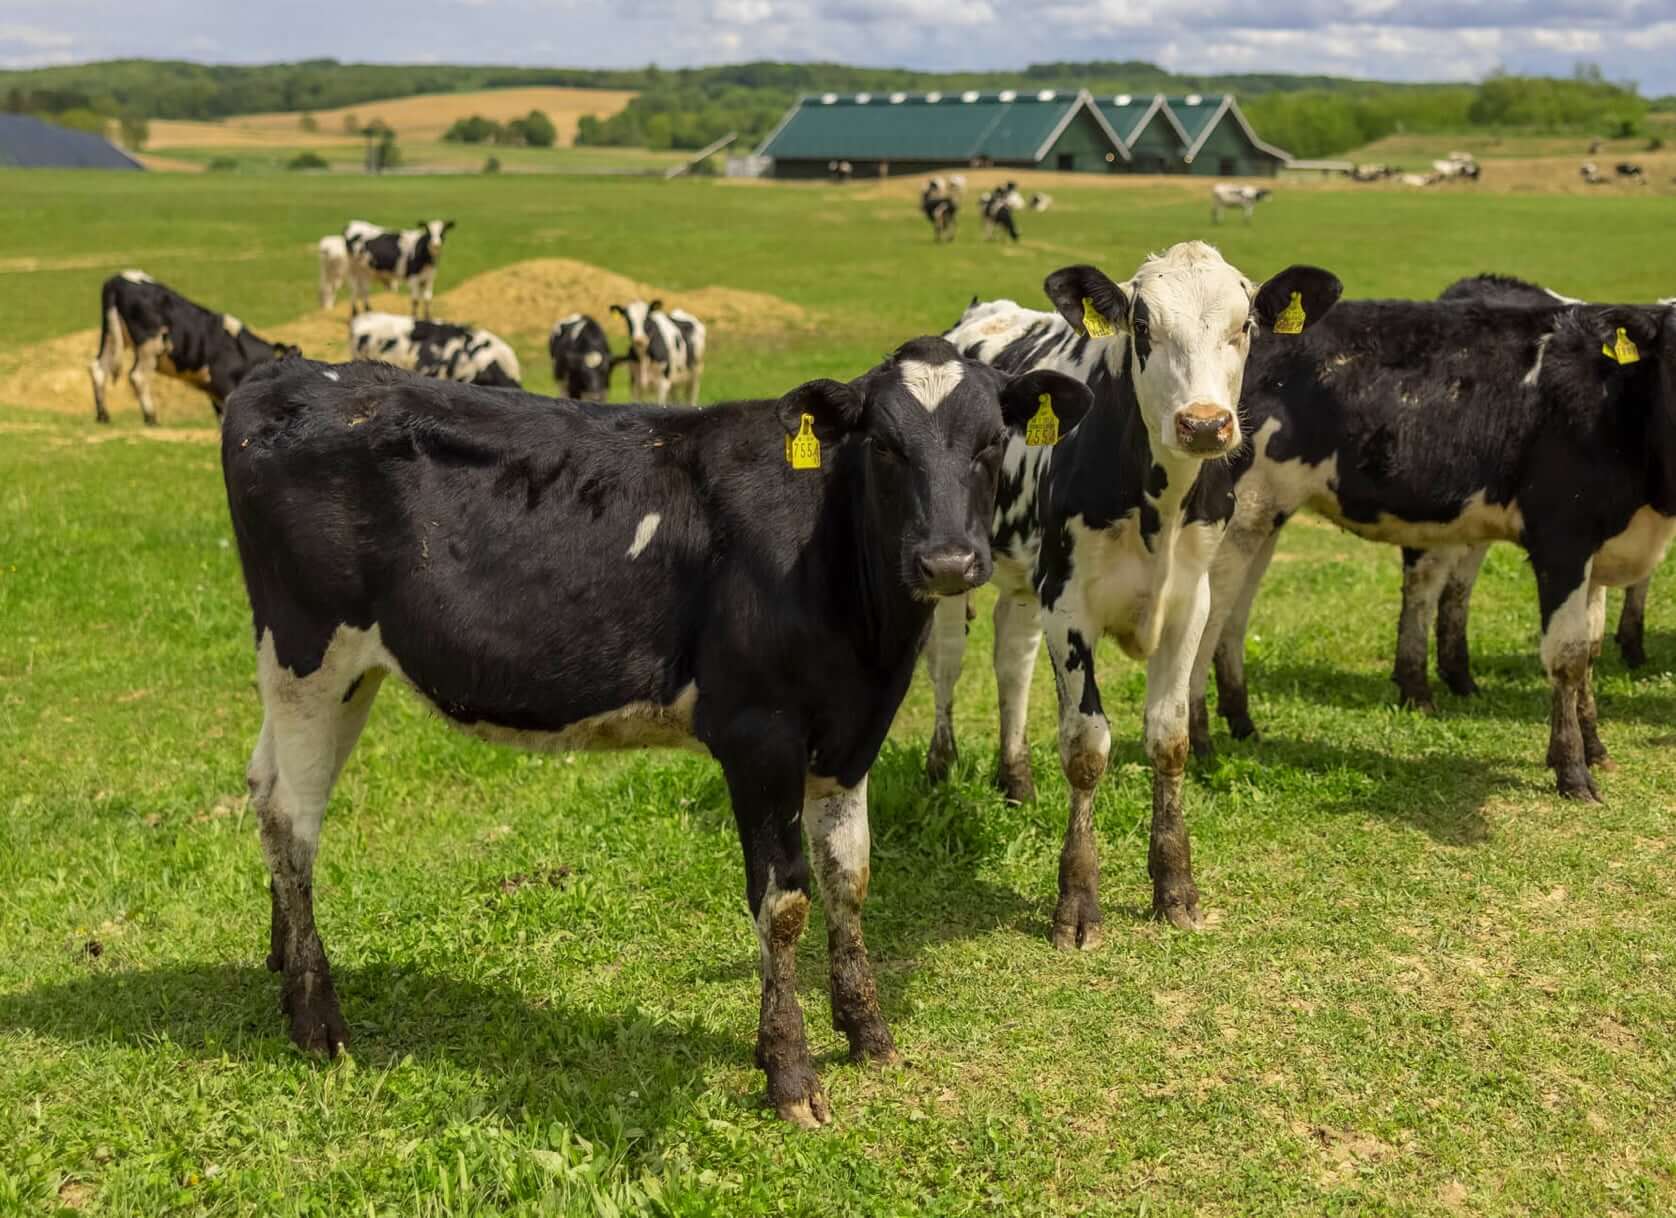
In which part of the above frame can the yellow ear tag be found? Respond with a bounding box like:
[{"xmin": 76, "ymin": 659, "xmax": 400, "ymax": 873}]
[
  {"xmin": 1273, "ymin": 291, "xmax": 1307, "ymax": 336},
  {"xmin": 786, "ymin": 413, "xmax": 821, "ymax": 470},
  {"xmin": 1603, "ymin": 327, "xmax": 1640, "ymax": 365},
  {"xmin": 1024, "ymin": 393, "xmax": 1060, "ymax": 447},
  {"xmin": 1081, "ymin": 297, "xmax": 1116, "ymax": 339}
]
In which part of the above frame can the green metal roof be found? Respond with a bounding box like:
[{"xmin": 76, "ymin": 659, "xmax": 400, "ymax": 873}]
[
  {"xmin": 1165, "ymin": 95, "xmax": 1225, "ymax": 144},
  {"xmin": 757, "ymin": 90, "xmax": 1125, "ymax": 164},
  {"xmin": 1094, "ymin": 94, "xmax": 1190, "ymax": 148}
]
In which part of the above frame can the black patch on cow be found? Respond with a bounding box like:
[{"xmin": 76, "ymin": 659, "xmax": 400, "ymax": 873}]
[{"xmin": 1129, "ymin": 295, "xmax": 1153, "ymax": 370}]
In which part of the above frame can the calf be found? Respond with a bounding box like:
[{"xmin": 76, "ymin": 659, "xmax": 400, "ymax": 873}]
[
  {"xmin": 924, "ymin": 244, "xmax": 1341, "ymax": 940},
  {"xmin": 610, "ymin": 300, "xmax": 706, "ymax": 405},
  {"xmin": 922, "ymin": 178, "xmax": 959, "ymax": 243},
  {"xmin": 1193, "ymin": 295, "xmax": 1676, "ymax": 803},
  {"xmin": 348, "ymin": 312, "xmax": 521, "ymax": 388},
  {"xmin": 548, "ymin": 313, "xmax": 623, "ymax": 401},
  {"xmin": 88, "ymin": 270, "xmax": 297, "ymax": 425},
  {"xmin": 343, "ymin": 218, "xmax": 454, "ymax": 318},
  {"xmin": 1390, "ymin": 274, "xmax": 1662, "ymax": 696},
  {"xmin": 221, "ymin": 343, "xmax": 1089, "ymax": 1127},
  {"xmin": 317, "ymin": 235, "xmax": 350, "ymax": 310},
  {"xmin": 1210, "ymin": 183, "xmax": 1271, "ymax": 225}
]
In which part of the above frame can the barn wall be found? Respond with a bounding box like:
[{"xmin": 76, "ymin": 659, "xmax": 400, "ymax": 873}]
[
  {"xmin": 1186, "ymin": 119, "xmax": 1283, "ymax": 177},
  {"xmin": 1124, "ymin": 117, "xmax": 1187, "ymax": 175},
  {"xmin": 1038, "ymin": 110, "xmax": 1123, "ymax": 174}
]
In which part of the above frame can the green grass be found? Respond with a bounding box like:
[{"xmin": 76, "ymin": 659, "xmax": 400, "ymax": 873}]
[
  {"xmin": 3, "ymin": 170, "xmax": 1676, "ymax": 1215},
  {"xmin": 156, "ymin": 142, "xmax": 688, "ymax": 176}
]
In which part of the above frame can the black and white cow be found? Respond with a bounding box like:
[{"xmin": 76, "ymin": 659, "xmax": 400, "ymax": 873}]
[
  {"xmin": 610, "ymin": 300, "xmax": 706, "ymax": 406},
  {"xmin": 1210, "ymin": 183, "xmax": 1271, "ymax": 225},
  {"xmin": 1192, "ymin": 294, "xmax": 1676, "ymax": 803},
  {"xmin": 88, "ymin": 270, "xmax": 298, "ymax": 425},
  {"xmin": 922, "ymin": 178, "xmax": 959, "ymax": 243},
  {"xmin": 980, "ymin": 183, "xmax": 1024, "ymax": 243},
  {"xmin": 1616, "ymin": 162, "xmax": 1646, "ymax": 182},
  {"xmin": 221, "ymin": 343, "xmax": 1090, "ymax": 1127},
  {"xmin": 348, "ymin": 312, "xmax": 521, "ymax": 388},
  {"xmin": 1386, "ymin": 274, "xmax": 1664, "ymax": 698},
  {"xmin": 317, "ymin": 235, "xmax": 350, "ymax": 310},
  {"xmin": 343, "ymin": 219, "xmax": 454, "ymax": 319},
  {"xmin": 548, "ymin": 313, "xmax": 624, "ymax": 401},
  {"xmin": 924, "ymin": 243, "xmax": 1341, "ymax": 941}
]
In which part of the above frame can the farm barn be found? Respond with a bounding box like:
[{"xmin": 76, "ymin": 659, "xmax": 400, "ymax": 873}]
[{"xmin": 757, "ymin": 90, "xmax": 1290, "ymax": 178}]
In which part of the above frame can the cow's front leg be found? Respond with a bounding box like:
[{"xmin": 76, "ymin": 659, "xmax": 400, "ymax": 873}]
[
  {"xmin": 1435, "ymin": 544, "xmax": 1488, "ymax": 696},
  {"xmin": 1145, "ymin": 573, "xmax": 1212, "ymax": 930},
  {"xmin": 1044, "ymin": 610, "xmax": 1109, "ymax": 950},
  {"xmin": 721, "ymin": 743, "xmax": 827, "ymax": 1128},
  {"xmin": 1536, "ymin": 556, "xmax": 1600, "ymax": 801},
  {"xmin": 1616, "ymin": 578, "xmax": 1650, "ymax": 668},
  {"xmin": 923, "ymin": 593, "xmax": 968, "ymax": 784},
  {"xmin": 993, "ymin": 592, "xmax": 1044, "ymax": 802},
  {"xmin": 1580, "ymin": 583, "xmax": 1613, "ymax": 771},
  {"xmin": 129, "ymin": 338, "xmax": 163, "ymax": 427},
  {"xmin": 1394, "ymin": 546, "xmax": 1454, "ymax": 711},
  {"xmin": 805, "ymin": 775, "xmax": 897, "ymax": 1066}
]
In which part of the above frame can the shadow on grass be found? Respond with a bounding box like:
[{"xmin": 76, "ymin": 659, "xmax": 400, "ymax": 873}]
[{"xmin": 0, "ymin": 960, "xmax": 752, "ymax": 1142}]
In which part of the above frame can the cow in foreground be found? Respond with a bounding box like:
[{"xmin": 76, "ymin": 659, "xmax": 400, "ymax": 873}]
[
  {"xmin": 610, "ymin": 300, "xmax": 706, "ymax": 405},
  {"xmin": 348, "ymin": 312, "xmax": 521, "ymax": 388},
  {"xmin": 343, "ymin": 219, "xmax": 453, "ymax": 318},
  {"xmin": 1191, "ymin": 293, "xmax": 1676, "ymax": 803},
  {"xmin": 1210, "ymin": 183, "xmax": 1271, "ymax": 225},
  {"xmin": 925, "ymin": 243, "xmax": 1341, "ymax": 940},
  {"xmin": 89, "ymin": 270, "xmax": 297, "ymax": 425},
  {"xmin": 317, "ymin": 236, "xmax": 350, "ymax": 310},
  {"xmin": 221, "ymin": 344, "xmax": 1090, "ymax": 1127},
  {"xmin": 548, "ymin": 313, "xmax": 623, "ymax": 401}
]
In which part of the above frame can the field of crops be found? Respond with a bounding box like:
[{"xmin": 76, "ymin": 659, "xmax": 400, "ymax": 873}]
[{"xmin": 2, "ymin": 168, "xmax": 1674, "ymax": 1215}]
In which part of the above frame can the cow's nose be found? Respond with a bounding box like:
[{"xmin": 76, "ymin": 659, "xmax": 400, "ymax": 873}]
[
  {"xmin": 916, "ymin": 548, "xmax": 980, "ymax": 596},
  {"xmin": 1174, "ymin": 404, "xmax": 1236, "ymax": 453}
]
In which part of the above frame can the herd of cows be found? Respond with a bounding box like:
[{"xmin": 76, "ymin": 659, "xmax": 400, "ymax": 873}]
[{"xmin": 73, "ymin": 204, "xmax": 1676, "ymax": 1129}]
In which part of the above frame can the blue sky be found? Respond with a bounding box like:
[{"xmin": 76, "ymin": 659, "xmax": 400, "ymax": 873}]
[{"xmin": 3, "ymin": 1, "xmax": 1673, "ymax": 95}]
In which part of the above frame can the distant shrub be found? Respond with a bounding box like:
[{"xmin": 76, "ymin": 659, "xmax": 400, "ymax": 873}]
[
  {"xmin": 341, "ymin": 112, "xmax": 360, "ymax": 134},
  {"xmin": 518, "ymin": 109, "xmax": 556, "ymax": 147},
  {"xmin": 1650, "ymin": 136, "xmax": 1666, "ymax": 151},
  {"xmin": 287, "ymin": 151, "xmax": 330, "ymax": 171},
  {"xmin": 444, "ymin": 114, "xmax": 502, "ymax": 144},
  {"xmin": 118, "ymin": 114, "xmax": 149, "ymax": 150},
  {"xmin": 482, "ymin": 155, "xmax": 501, "ymax": 174},
  {"xmin": 207, "ymin": 156, "xmax": 239, "ymax": 172},
  {"xmin": 299, "ymin": 112, "xmax": 318, "ymax": 132},
  {"xmin": 48, "ymin": 107, "xmax": 109, "ymax": 135}
]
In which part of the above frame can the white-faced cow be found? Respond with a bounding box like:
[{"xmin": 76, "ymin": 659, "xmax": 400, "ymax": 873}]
[
  {"xmin": 317, "ymin": 236, "xmax": 350, "ymax": 310},
  {"xmin": 221, "ymin": 342, "xmax": 1090, "ymax": 1127},
  {"xmin": 88, "ymin": 270, "xmax": 298, "ymax": 425},
  {"xmin": 348, "ymin": 312, "xmax": 521, "ymax": 388},
  {"xmin": 1210, "ymin": 183, "xmax": 1271, "ymax": 225},
  {"xmin": 1190, "ymin": 292, "xmax": 1676, "ymax": 804},
  {"xmin": 610, "ymin": 300, "xmax": 706, "ymax": 406},
  {"xmin": 343, "ymin": 219, "xmax": 454, "ymax": 319},
  {"xmin": 548, "ymin": 313, "xmax": 625, "ymax": 402},
  {"xmin": 924, "ymin": 243, "xmax": 1341, "ymax": 942}
]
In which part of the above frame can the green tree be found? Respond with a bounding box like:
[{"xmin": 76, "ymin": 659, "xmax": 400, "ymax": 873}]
[
  {"xmin": 287, "ymin": 150, "xmax": 329, "ymax": 170},
  {"xmin": 299, "ymin": 111, "xmax": 318, "ymax": 132},
  {"xmin": 118, "ymin": 114, "xmax": 149, "ymax": 149},
  {"xmin": 519, "ymin": 109, "xmax": 556, "ymax": 147}
]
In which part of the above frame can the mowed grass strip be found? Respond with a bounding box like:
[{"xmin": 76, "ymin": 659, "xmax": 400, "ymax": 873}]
[{"xmin": 2, "ymin": 172, "xmax": 1675, "ymax": 1215}]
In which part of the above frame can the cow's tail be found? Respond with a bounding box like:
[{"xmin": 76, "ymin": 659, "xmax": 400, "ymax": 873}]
[{"xmin": 91, "ymin": 279, "xmax": 129, "ymax": 379}]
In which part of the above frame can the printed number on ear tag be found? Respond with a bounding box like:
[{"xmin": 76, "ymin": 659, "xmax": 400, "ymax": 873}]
[
  {"xmin": 1081, "ymin": 297, "xmax": 1116, "ymax": 338},
  {"xmin": 1603, "ymin": 327, "xmax": 1640, "ymax": 365},
  {"xmin": 1025, "ymin": 393, "xmax": 1060, "ymax": 447},
  {"xmin": 786, "ymin": 413, "xmax": 821, "ymax": 470},
  {"xmin": 1273, "ymin": 291, "xmax": 1307, "ymax": 336}
]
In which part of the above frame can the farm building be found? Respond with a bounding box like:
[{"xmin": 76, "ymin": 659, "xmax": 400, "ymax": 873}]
[
  {"xmin": 0, "ymin": 114, "xmax": 142, "ymax": 170},
  {"xmin": 755, "ymin": 89, "xmax": 1130, "ymax": 178},
  {"xmin": 756, "ymin": 90, "xmax": 1291, "ymax": 178}
]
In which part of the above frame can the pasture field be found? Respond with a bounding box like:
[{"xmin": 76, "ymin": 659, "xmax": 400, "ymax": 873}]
[{"xmin": 3, "ymin": 170, "xmax": 1676, "ymax": 1215}]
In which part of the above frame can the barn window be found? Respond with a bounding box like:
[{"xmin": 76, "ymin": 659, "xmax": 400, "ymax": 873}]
[
  {"xmin": 1057, "ymin": 153, "xmax": 1075, "ymax": 171},
  {"xmin": 1219, "ymin": 157, "xmax": 1236, "ymax": 175},
  {"xmin": 1115, "ymin": 94, "xmax": 1132, "ymax": 106},
  {"xmin": 855, "ymin": 93, "xmax": 871, "ymax": 104},
  {"xmin": 1037, "ymin": 90, "xmax": 1056, "ymax": 102},
  {"xmin": 961, "ymin": 90, "xmax": 980, "ymax": 103},
  {"xmin": 998, "ymin": 90, "xmax": 1017, "ymax": 102},
  {"xmin": 926, "ymin": 91, "xmax": 942, "ymax": 103}
]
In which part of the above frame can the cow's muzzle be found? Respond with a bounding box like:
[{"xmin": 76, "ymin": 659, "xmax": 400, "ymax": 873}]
[
  {"xmin": 1174, "ymin": 404, "xmax": 1237, "ymax": 454},
  {"xmin": 916, "ymin": 547, "xmax": 982, "ymax": 597}
]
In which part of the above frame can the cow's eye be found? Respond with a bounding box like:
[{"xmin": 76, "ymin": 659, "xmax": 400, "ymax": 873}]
[
  {"xmin": 1133, "ymin": 319, "xmax": 1149, "ymax": 338},
  {"xmin": 871, "ymin": 436, "xmax": 906, "ymax": 463}
]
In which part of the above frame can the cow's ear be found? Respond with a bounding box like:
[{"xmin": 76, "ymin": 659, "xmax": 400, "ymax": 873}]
[
  {"xmin": 1589, "ymin": 308, "xmax": 1662, "ymax": 372},
  {"xmin": 777, "ymin": 378, "xmax": 865, "ymax": 445},
  {"xmin": 1000, "ymin": 369, "xmax": 1092, "ymax": 444},
  {"xmin": 609, "ymin": 303, "xmax": 626, "ymax": 318},
  {"xmin": 648, "ymin": 299, "xmax": 664, "ymax": 314},
  {"xmin": 1044, "ymin": 265, "xmax": 1130, "ymax": 337},
  {"xmin": 1253, "ymin": 266, "xmax": 1342, "ymax": 334},
  {"xmin": 443, "ymin": 219, "xmax": 455, "ymax": 233}
]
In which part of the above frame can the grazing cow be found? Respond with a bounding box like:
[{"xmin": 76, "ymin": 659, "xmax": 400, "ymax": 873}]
[
  {"xmin": 1433, "ymin": 152, "xmax": 1480, "ymax": 181},
  {"xmin": 828, "ymin": 159, "xmax": 854, "ymax": 182},
  {"xmin": 922, "ymin": 178, "xmax": 960, "ymax": 243},
  {"xmin": 1617, "ymin": 162, "xmax": 1646, "ymax": 182},
  {"xmin": 1210, "ymin": 183, "xmax": 1271, "ymax": 225},
  {"xmin": 317, "ymin": 236, "xmax": 350, "ymax": 310},
  {"xmin": 1352, "ymin": 163, "xmax": 1394, "ymax": 182},
  {"xmin": 1191, "ymin": 293, "xmax": 1676, "ymax": 804},
  {"xmin": 343, "ymin": 219, "xmax": 454, "ymax": 319},
  {"xmin": 1399, "ymin": 172, "xmax": 1441, "ymax": 188},
  {"xmin": 980, "ymin": 183, "xmax": 1024, "ymax": 242},
  {"xmin": 924, "ymin": 243, "xmax": 1341, "ymax": 940},
  {"xmin": 88, "ymin": 270, "xmax": 298, "ymax": 425},
  {"xmin": 548, "ymin": 313, "xmax": 623, "ymax": 401},
  {"xmin": 610, "ymin": 300, "xmax": 706, "ymax": 406},
  {"xmin": 1386, "ymin": 274, "xmax": 1664, "ymax": 697},
  {"xmin": 1581, "ymin": 161, "xmax": 1606, "ymax": 185},
  {"xmin": 1028, "ymin": 192, "xmax": 1054, "ymax": 213},
  {"xmin": 221, "ymin": 342, "xmax": 1090, "ymax": 1127},
  {"xmin": 348, "ymin": 312, "xmax": 521, "ymax": 388}
]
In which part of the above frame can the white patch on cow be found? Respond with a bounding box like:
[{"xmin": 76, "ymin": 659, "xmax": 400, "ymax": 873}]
[
  {"xmin": 804, "ymin": 774, "xmax": 870, "ymax": 899},
  {"xmin": 222, "ymin": 314, "xmax": 244, "ymax": 337},
  {"xmin": 626, "ymin": 512, "xmax": 662, "ymax": 559},
  {"xmin": 582, "ymin": 351, "xmax": 604, "ymax": 369},
  {"xmin": 1354, "ymin": 490, "xmax": 1524, "ymax": 548},
  {"xmin": 1594, "ymin": 506, "xmax": 1676, "ymax": 587},
  {"xmin": 120, "ymin": 269, "xmax": 152, "ymax": 284},
  {"xmin": 897, "ymin": 359, "xmax": 964, "ymax": 412},
  {"xmin": 1540, "ymin": 579, "xmax": 1594, "ymax": 675},
  {"xmin": 322, "ymin": 369, "xmax": 339, "ymax": 382},
  {"xmin": 1523, "ymin": 334, "xmax": 1551, "ymax": 387}
]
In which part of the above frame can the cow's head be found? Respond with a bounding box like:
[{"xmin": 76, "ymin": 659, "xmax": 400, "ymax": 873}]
[
  {"xmin": 610, "ymin": 300, "xmax": 661, "ymax": 357},
  {"xmin": 777, "ymin": 336, "xmax": 1092, "ymax": 599},
  {"xmin": 423, "ymin": 219, "xmax": 455, "ymax": 248},
  {"xmin": 1046, "ymin": 243, "xmax": 1341, "ymax": 458},
  {"xmin": 550, "ymin": 320, "xmax": 624, "ymax": 402}
]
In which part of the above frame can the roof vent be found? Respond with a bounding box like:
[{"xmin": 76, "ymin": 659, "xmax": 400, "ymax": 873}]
[
  {"xmin": 925, "ymin": 91, "xmax": 942, "ymax": 103},
  {"xmin": 820, "ymin": 93, "xmax": 837, "ymax": 104},
  {"xmin": 961, "ymin": 90, "xmax": 980, "ymax": 103},
  {"xmin": 855, "ymin": 92, "xmax": 871, "ymax": 104},
  {"xmin": 1185, "ymin": 93, "xmax": 1203, "ymax": 105},
  {"xmin": 1036, "ymin": 89, "xmax": 1055, "ymax": 101},
  {"xmin": 1115, "ymin": 93, "xmax": 1132, "ymax": 106},
  {"xmin": 998, "ymin": 90, "xmax": 1017, "ymax": 102},
  {"xmin": 889, "ymin": 92, "xmax": 906, "ymax": 104}
]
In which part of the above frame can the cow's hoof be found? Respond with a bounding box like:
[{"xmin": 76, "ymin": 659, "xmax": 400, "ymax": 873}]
[
  {"xmin": 851, "ymin": 1042, "xmax": 903, "ymax": 1068},
  {"xmin": 141, "ymin": 416, "xmax": 159, "ymax": 428},
  {"xmin": 1397, "ymin": 689, "xmax": 1437, "ymax": 714},
  {"xmin": 994, "ymin": 758, "xmax": 1036, "ymax": 805},
  {"xmin": 925, "ymin": 731, "xmax": 956, "ymax": 786},
  {"xmin": 1153, "ymin": 891, "xmax": 1204, "ymax": 932},
  {"xmin": 281, "ymin": 972, "xmax": 348, "ymax": 1056},
  {"xmin": 1190, "ymin": 731, "xmax": 1215, "ymax": 761},
  {"xmin": 1224, "ymin": 714, "xmax": 1259, "ymax": 742},
  {"xmin": 1049, "ymin": 892, "xmax": 1102, "ymax": 951},
  {"xmin": 1441, "ymin": 672, "xmax": 1480, "ymax": 697},
  {"xmin": 768, "ymin": 1071, "xmax": 830, "ymax": 1130},
  {"xmin": 1554, "ymin": 765, "xmax": 1602, "ymax": 803},
  {"xmin": 1618, "ymin": 643, "xmax": 1647, "ymax": 670},
  {"xmin": 94, "ymin": 412, "xmax": 111, "ymax": 425},
  {"xmin": 1590, "ymin": 755, "xmax": 1618, "ymax": 773}
]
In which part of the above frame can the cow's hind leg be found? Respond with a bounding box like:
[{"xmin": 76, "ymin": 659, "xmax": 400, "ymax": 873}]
[
  {"xmin": 806, "ymin": 775, "xmax": 897, "ymax": 1066},
  {"xmin": 128, "ymin": 337, "xmax": 164, "ymax": 427},
  {"xmin": 1436, "ymin": 544, "xmax": 1488, "ymax": 696},
  {"xmin": 1213, "ymin": 528, "xmax": 1278, "ymax": 741},
  {"xmin": 993, "ymin": 592, "xmax": 1043, "ymax": 802},
  {"xmin": 1580, "ymin": 583, "xmax": 1613, "ymax": 771},
  {"xmin": 89, "ymin": 308, "xmax": 125, "ymax": 423},
  {"xmin": 1536, "ymin": 557, "xmax": 1600, "ymax": 801},
  {"xmin": 1394, "ymin": 546, "xmax": 1455, "ymax": 711},
  {"xmin": 250, "ymin": 636, "xmax": 384, "ymax": 1054},
  {"xmin": 1616, "ymin": 578, "xmax": 1650, "ymax": 668},
  {"xmin": 1044, "ymin": 608, "xmax": 1109, "ymax": 950},
  {"xmin": 923, "ymin": 593, "xmax": 967, "ymax": 783}
]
